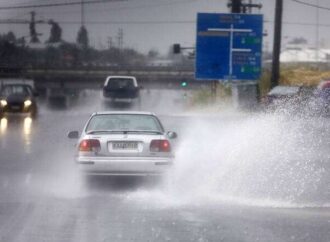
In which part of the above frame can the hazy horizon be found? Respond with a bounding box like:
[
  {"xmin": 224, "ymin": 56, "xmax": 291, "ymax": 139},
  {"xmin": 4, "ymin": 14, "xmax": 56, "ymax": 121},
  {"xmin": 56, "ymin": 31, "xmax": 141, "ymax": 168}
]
[{"xmin": 0, "ymin": 0, "xmax": 328, "ymax": 55}]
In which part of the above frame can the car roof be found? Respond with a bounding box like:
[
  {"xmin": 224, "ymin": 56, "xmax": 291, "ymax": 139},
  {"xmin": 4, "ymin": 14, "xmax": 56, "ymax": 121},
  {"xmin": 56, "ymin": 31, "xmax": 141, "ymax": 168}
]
[
  {"xmin": 268, "ymin": 85, "xmax": 301, "ymax": 95},
  {"xmin": 106, "ymin": 75, "xmax": 136, "ymax": 79},
  {"xmin": 93, "ymin": 111, "xmax": 156, "ymax": 116},
  {"xmin": 104, "ymin": 75, "xmax": 138, "ymax": 86}
]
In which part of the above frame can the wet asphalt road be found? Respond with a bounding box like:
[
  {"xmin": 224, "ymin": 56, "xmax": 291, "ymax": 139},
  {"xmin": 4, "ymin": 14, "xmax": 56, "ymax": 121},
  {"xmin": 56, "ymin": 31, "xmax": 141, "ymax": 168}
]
[{"xmin": 0, "ymin": 89, "xmax": 329, "ymax": 242}]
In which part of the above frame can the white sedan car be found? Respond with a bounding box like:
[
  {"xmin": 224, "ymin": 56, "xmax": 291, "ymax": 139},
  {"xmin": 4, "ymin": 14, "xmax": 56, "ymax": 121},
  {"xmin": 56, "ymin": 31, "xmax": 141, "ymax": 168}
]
[{"xmin": 68, "ymin": 111, "xmax": 177, "ymax": 176}]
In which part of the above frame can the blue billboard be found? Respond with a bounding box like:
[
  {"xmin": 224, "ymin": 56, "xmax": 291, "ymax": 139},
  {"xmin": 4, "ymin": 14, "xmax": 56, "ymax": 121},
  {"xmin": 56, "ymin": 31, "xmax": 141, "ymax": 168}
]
[{"xmin": 196, "ymin": 13, "xmax": 263, "ymax": 81}]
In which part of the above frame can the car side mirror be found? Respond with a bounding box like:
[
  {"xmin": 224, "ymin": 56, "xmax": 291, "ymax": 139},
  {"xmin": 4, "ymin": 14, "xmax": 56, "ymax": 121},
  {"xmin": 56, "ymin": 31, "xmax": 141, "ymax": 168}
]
[
  {"xmin": 68, "ymin": 131, "xmax": 79, "ymax": 139},
  {"xmin": 167, "ymin": 131, "xmax": 177, "ymax": 139}
]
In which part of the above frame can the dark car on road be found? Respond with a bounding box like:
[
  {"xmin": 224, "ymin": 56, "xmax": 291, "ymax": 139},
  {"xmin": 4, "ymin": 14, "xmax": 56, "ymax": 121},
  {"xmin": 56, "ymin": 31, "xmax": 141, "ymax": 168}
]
[
  {"xmin": 103, "ymin": 76, "xmax": 140, "ymax": 104},
  {"xmin": 262, "ymin": 85, "xmax": 303, "ymax": 109},
  {"xmin": 313, "ymin": 80, "xmax": 330, "ymax": 115},
  {"xmin": 0, "ymin": 83, "xmax": 38, "ymax": 118}
]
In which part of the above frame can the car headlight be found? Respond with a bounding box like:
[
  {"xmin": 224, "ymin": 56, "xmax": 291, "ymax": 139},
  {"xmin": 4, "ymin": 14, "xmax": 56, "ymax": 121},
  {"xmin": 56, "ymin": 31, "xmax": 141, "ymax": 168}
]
[
  {"xmin": 0, "ymin": 100, "xmax": 7, "ymax": 107},
  {"xmin": 24, "ymin": 100, "xmax": 32, "ymax": 107}
]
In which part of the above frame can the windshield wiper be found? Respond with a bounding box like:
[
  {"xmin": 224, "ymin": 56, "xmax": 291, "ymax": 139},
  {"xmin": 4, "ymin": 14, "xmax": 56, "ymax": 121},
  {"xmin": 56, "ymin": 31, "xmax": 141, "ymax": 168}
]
[
  {"xmin": 123, "ymin": 130, "xmax": 163, "ymax": 134},
  {"xmin": 86, "ymin": 130, "xmax": 122, "ymax": 134}
]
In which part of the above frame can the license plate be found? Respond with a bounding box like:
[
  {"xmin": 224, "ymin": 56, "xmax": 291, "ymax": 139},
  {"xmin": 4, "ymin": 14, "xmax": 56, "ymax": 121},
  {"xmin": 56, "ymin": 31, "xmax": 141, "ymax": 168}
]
[
  {"xmin": 11, "ymin": 106, "xmax": 20, "ymax": 110},
  {"xmin": 112, "ymin": 142, "xmax": 138, "ymax": 150}
]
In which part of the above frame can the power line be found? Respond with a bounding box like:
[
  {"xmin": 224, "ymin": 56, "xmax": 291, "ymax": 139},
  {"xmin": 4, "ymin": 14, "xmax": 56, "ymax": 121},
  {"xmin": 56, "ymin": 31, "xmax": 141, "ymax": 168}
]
[
  {"xmin": 0, "ymin": 0, "xmax": 125, "ymax": 10},
  {"xmin": 38, "ymin": 0, "xmax": 198, "ymax": 15},
  {"xmin": 4, "ymin": 19, "xmax": 327, "ymax": 27},
  {"xmin": 265, "ymin": 20, "xmax": 330, "ymax": 27},
  {"xmin": 292, "ymin": 0, "xmax": 330, "ymax": 11},
  {"xmin": 3, "ymin": 18, "xmax": 330, "ymax": 27},
  {"xmin": 2, "ymin": 15, "xmax": 330, "ymax": 27},
  {"xmin": 47, "ymin": 20, "xmax": 196, "ymax": 25}
]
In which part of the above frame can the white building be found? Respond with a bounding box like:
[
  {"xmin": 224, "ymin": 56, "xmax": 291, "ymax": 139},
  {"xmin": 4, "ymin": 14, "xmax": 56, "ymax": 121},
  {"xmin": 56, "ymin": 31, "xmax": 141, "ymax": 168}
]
[{"xmin": 280, "ymin": 47, "xmax": 330, "ymax": 63}]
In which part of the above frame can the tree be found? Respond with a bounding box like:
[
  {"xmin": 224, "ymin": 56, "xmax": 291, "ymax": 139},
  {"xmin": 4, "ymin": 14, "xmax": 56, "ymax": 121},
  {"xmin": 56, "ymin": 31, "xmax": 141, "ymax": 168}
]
[
  {"xmin": 0, "ymin": 39, "xmax": 19, "ymax": 64},
  {"xmin": 59, "ymin": 43, "xmax": 80, "ymax": 66},
  {"xmin": 288, "ymin": 37, "xmax": 307, "ymax": 45},
  {"xmin": 5, "ymin": 31, "xmax": 16, "ymax": 43},
  {"xmin": 45, "ymin": 46, "xmax": 60, "ymax": 67},
  {"xmin": 147, "ymin": 49, "xmax": 159, "ymax": 59},
  {"xmin": 47, "ymin": 20, "xmax": 62, "ymax": 43},
  {"xmin": 29, "ymin": 18, "xmax": 39, "ymax": 43},
  {"xmin": 76, "ymin": 25, "xmax": 89, "ymax": 49}
]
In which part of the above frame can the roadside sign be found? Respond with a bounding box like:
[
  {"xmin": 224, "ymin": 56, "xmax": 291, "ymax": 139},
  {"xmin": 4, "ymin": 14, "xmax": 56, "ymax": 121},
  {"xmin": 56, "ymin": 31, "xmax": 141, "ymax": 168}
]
[{"xmin": 196, "ymin": 13, "xmax": 263, "ymax": 81}]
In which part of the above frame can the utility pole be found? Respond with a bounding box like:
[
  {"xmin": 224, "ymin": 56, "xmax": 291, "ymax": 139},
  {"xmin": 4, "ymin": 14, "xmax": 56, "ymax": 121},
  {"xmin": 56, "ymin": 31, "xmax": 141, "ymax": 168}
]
[
  {"xmin": 271, "ymin": 0, "xmax": 283, "ymax": 88},
  {"xmin": 231, "ymin": 0, "xmax": 242, "ymax": 13},
  {"xmin": 117, "ymin": 28, "xmax": 123, "ymax": 49},
  {"xmin": 107, "ymin": 36, "xmax": 113, "ymax": 49},
  {"xmin": 29, "ymin": 11, "xmax": 39, "ymax": 43},
  {"xmin": 316, "ymin": 0, "xmax": 319, "ymax": 64},
  {"xmin": 248, "ymin": 0, "xmax": 252, "ymax": 13},
  {"xmin": 81, "ymin": 0, "xmax": 85, "ymax": 26},
  {"xmin": 229, "ymin": 0, "xmax": 261, "ymax": 14}
]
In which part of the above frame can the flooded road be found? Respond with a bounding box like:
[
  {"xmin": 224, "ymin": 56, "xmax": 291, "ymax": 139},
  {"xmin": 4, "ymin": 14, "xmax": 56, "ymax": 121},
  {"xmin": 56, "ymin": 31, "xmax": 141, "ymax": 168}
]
[{"xmin": 0, "ymin": 89, "xmax": 329, "ymax": 242}]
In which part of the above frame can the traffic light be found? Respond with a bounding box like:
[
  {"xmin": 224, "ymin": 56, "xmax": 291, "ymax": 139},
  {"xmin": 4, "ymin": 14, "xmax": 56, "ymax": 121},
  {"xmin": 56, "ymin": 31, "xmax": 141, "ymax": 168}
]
[
  {"xmin": 181, "ymin": 81, "xmax": 187, "ymax": 87},
  {"xmin": 173, "ymin": 44, "xmax": 181, "ymax": 54},
  {"xmin": 229, "ymin": 0, "xmax": 242, "ymax": 13}
]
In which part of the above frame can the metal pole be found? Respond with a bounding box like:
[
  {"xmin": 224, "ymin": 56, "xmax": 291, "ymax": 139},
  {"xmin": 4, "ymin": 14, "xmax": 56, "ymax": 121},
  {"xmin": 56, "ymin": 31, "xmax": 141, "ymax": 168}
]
[
  {"xmin": 231, "ymin": 0, "xmax": 242, "ymax": 13},
  {"xmin": 271, "ymin": 0, "xmax": 283, "ymax": 88},
  {"xmin": 81, "ymin": 0, "xmax": 85, "ymax": 26},
  {"xmin": 316, "ymin": 0, "xmax": 319, "ymax": 64},
  {"xmin": 249, "ymin": 0, "xmax": 252, "ymax": 13},
  {"xmin": 229, "ymin": 24, "xmax": 234, "ymax": 77}
]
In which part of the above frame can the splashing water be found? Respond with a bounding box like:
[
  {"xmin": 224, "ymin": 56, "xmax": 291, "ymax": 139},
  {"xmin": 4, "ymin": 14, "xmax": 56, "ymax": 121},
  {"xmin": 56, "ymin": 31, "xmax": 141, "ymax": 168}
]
[{"xmin": 127, "ymin": 111, "xmax": 330, "ymax": 208}]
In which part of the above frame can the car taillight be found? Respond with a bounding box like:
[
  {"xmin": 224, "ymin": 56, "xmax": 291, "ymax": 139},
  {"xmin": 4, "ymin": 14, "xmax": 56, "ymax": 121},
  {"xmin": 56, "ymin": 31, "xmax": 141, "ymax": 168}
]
[
  {"xmin": 79, "ymin": 139, "xmax": 101, "ymax": 152},
  {"xmin": 150, "ymin": 139, "xmax": 171, "ymax": 152}
]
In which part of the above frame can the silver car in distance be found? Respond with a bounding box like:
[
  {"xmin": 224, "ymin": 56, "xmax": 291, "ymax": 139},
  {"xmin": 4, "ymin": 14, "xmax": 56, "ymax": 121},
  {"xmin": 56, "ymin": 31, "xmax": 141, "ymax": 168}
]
[{"xmin": 68, "ymin": 111, "xmax": 177, "ymax": 176}]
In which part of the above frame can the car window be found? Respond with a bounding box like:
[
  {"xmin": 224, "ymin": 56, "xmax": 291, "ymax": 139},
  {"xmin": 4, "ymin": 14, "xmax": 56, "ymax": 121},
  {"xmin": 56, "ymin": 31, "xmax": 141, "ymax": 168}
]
[
  {"xmin": 1, "ymin": 85, "xmax": 31, "ymax": 96},
  {"xmin": 107, "ymin": 78, "xmax": 135, "ymax": 88},
  {"xmin": 86, "ymin": 114, "xmax": 163, "ymax": 132},
  {"xmin": 268, "ymin": 86, "xmax": 300, "ymax": 96}
]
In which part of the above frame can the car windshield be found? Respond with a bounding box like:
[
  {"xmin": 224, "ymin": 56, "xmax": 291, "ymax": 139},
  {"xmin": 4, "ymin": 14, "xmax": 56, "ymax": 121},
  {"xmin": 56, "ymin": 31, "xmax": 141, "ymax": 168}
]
[
  {"xmin": 268, "ymin": 86, "xmax": 300, "ymax": 96},
  {"xmin": 107, "ymin": 78, "xmax": 135, "ymax": 88},
  {"xmin": 1, "ymin": 85, "xmax": 31, "ymax": 96},
  {"xmin": 86, "ymin": 114, "xmax": 163, "ymax": 133}
]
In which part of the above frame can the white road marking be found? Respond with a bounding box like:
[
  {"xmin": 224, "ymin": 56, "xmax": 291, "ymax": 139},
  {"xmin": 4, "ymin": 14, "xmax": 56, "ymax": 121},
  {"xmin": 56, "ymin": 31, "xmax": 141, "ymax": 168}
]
[
  {"xmin": 25, "ymin": 173, "xmax": 32, "ymax": 185},
  {"xmin": 3, "ymin": 179, "xmax": 8, "ymax": 188}
]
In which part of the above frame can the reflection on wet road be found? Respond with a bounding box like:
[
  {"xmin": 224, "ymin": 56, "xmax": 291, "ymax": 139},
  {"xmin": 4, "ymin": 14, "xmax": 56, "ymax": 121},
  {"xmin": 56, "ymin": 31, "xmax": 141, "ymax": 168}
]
[
  {"xmin": 0, "ymin": 89, "xmax": 329, "ymax": 242},
  {"xmin": 0, "ymin": 117, "xmax": 7, "ymax": 134}
]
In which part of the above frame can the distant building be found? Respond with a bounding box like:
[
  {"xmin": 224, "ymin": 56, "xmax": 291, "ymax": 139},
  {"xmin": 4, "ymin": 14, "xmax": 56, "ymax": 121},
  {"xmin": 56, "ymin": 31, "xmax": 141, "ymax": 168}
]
[
  {"xmin": 146, "ymin": 59, "xmax": 175, "ymax": 67},
  {"xmin": 25, "ymin": 42, "xmax": 62, "ymax": 49},
  {"xmin": 280, "ymin": 46, "xmax": 330, "ymax": 63}
]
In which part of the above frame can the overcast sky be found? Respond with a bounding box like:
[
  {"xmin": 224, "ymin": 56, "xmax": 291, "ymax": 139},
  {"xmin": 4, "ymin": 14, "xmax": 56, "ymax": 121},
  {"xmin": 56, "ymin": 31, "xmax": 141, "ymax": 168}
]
[{"xmin": 0, "ymin": 0, "xmax": 328, "ymax": 54}]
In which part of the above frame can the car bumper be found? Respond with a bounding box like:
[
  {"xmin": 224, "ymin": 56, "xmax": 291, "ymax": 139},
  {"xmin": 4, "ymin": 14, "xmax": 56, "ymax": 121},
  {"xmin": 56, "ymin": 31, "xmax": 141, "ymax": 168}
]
[
  {"xmin": 0, "ymin": 106, "xmax": 36, "ymax": 115},
  {"xmin": 103, "ymin": 97, "xmax": 136, "ymax": 103},
  {"xmin": 75, "ymin": 156, "xmax": 173, "ymax": 176},
  {"xmin": 0, "ymin": 111, "xmax": 34, "ymax": 117},
  {"xmin": 113, "ymin": 98, "xmax": 133, "ymax": 103}
]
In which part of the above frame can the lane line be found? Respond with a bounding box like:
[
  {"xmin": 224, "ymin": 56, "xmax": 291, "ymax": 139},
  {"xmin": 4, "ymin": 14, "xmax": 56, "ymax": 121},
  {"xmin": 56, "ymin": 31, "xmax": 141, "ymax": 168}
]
[{"xmin": 24, "ymin": 173, "xmax": 32, "ymax": 185}]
